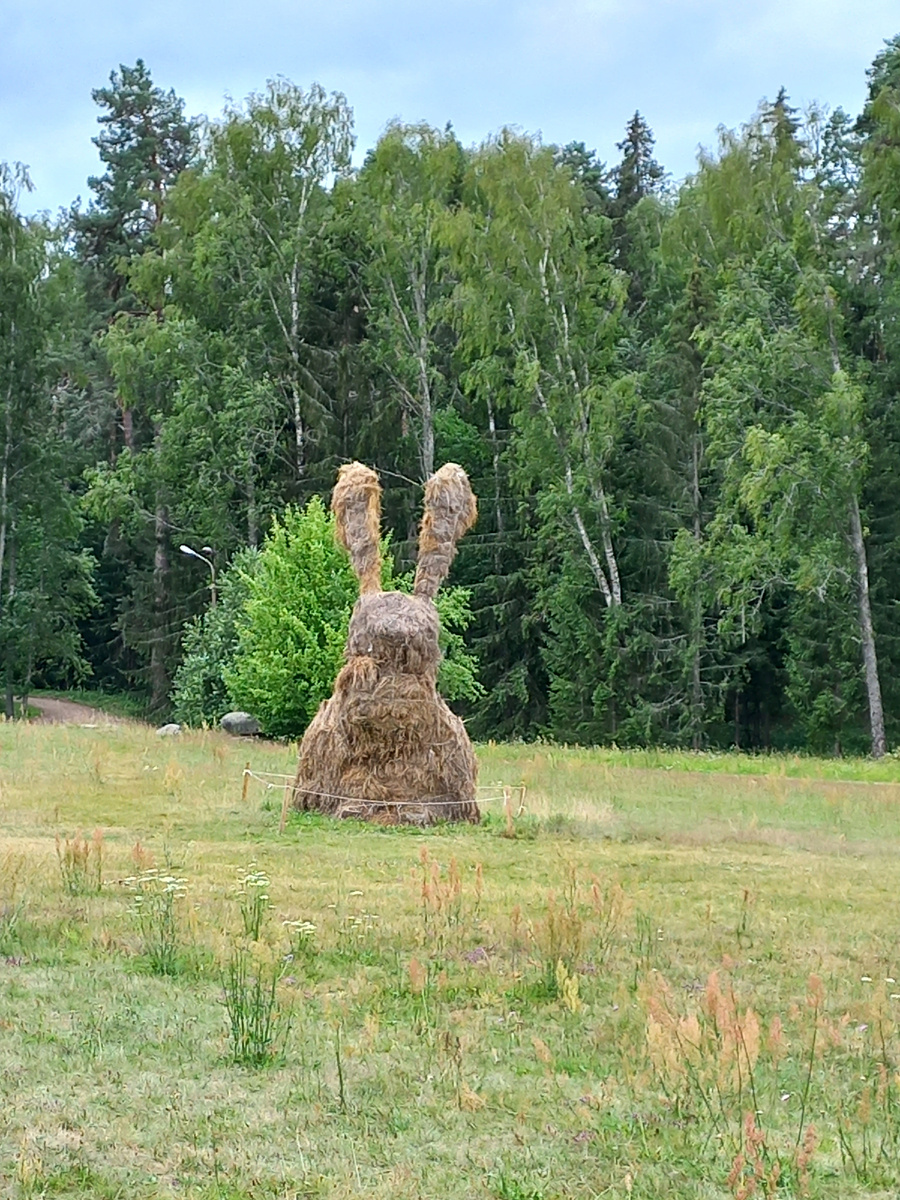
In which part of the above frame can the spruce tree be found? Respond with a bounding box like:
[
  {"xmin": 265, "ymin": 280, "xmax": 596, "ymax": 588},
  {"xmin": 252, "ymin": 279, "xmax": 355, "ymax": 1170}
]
[
  {"xmin": 610, "ymin": 112, "xmax": 665, "ymax": 214},
  {"xmin": 609, "ymin": 112, "xmax": 667, "ymax": 309}
]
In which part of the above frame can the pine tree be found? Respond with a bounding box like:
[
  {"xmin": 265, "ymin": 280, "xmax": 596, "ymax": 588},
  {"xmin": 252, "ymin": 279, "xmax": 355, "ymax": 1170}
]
[{"xmin": 73, "ymin": 60, "xmax": 195, "ymax": 310}]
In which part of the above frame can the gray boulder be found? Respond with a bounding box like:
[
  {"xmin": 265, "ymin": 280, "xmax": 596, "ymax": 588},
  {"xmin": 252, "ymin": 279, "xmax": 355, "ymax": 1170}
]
[
  {"xmin": 156, "ymin": 722, "xmax": 182, "ymax": 737},
  {"xmin": 220, "ymin": 711, "xmax": 261, "ymax": 737}
]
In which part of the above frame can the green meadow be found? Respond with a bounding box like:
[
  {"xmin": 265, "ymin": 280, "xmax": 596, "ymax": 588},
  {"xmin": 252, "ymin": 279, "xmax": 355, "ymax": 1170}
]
[{"xmin": 3, "ymin": 719, "xmax": 900, "ymax": 1198}]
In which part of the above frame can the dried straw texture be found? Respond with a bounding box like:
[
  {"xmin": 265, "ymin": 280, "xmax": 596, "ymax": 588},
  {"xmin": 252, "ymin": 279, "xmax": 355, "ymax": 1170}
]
[
  {"xmin": 293, "ymin": 593, "xmax": 479, "ymax": 825},
  {"xmin": 332, "ymin": 462, "xmax": 382, "ymax": 595},
  {"xmin": 414, "ymin": 463, "xmax": 477, "ymax": 600}
]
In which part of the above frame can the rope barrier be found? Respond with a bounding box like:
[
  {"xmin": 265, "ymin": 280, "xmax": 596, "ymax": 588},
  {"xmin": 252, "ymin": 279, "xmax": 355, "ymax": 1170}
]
[
  {"xmin": 242, "ymin": 767, "xmax": 524, "ymax": 802},
  {"xmin": 239, "ymin": 766, "xmax": 526, "ymax": 832}
]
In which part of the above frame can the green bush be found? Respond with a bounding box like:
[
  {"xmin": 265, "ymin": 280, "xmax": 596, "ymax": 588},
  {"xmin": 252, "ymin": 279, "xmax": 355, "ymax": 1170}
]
[{"xmin": 224, "ymin": 499, "xmax": 358, "ymax": 738}]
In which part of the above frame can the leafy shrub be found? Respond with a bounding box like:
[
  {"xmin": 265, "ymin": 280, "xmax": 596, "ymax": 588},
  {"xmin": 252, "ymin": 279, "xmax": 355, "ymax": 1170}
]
[
  {"xmin": 432, "ymin": 582, "xmax": 484, "ymax": 705},
  {"xmin": 224, "ymin": 499, "xmax": 358, "ymax": 738}
]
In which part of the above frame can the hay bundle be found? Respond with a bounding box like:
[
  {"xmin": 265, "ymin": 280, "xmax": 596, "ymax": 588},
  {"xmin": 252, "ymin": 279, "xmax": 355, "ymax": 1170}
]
[
  {"xmin": 331, "ymin": 461, "xmax": 382, "ymax": 595},
  {"xmin": 292, "ymin": 462, "xmax": 479, "ymax": 825},
  {"xmin": 415, "ymin": 463, "xmax": 478, "ymax": 599}
]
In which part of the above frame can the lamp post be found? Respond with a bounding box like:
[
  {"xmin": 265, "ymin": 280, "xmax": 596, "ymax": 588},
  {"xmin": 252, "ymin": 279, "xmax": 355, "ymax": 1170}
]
[{"xmin": 180, "ymin": 543, "xmax": 217, "ymax": 607}]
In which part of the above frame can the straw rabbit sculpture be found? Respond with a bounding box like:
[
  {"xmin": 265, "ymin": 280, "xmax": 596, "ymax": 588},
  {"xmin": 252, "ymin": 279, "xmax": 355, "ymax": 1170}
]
[{"xmin": 291, "ymin": 461, "xmax": 480, "ymax": 825}]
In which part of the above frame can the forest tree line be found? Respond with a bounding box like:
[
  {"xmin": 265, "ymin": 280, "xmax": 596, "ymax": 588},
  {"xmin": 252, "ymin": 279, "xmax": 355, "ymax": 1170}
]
[{"xmin": 4, "ymin": 38, "xmax": 900, "ymax": 754}]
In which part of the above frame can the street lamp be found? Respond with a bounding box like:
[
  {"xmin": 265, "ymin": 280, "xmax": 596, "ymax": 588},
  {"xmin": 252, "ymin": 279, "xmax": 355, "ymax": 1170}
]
[{"xmin": 180, "ymin": 543, "xmax": 217, "ymax": 607}]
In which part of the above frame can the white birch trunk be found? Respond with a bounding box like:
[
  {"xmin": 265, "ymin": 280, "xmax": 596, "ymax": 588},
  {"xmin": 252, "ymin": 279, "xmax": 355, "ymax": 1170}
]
[{"xmin": 849, "ymin": 493, "xmax": 886, "ymax": 757}]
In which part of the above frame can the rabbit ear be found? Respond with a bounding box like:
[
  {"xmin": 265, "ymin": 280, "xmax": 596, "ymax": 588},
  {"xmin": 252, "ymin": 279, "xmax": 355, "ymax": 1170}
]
[
  {"xmin": 414, "ymin": 463, "xmax": 477, "ymax": 600},
  {"xmin": 332, "ymin": 462, "xmax": 383, "ymax": 594}
]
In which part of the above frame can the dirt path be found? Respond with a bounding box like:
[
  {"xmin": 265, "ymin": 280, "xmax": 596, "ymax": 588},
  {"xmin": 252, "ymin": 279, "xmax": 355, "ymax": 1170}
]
[{"xmin": 29, "ymin": 696, "xmax": 123, "ymax": 725}]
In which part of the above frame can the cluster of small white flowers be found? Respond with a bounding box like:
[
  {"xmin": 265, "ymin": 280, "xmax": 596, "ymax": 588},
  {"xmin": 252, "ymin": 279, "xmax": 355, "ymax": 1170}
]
[
  {"xmin": 342, "ymin": 912, "xmax": 380, "ymax": 938},
  {"xmin": 236, "ymin": 865, "xmax": 271, "ymax": 901},
  {"xmin": 283, "ymin": 919, "xmax": 317, "ymax": 937},
  {"xmin": 282, "ymin": 918, "xmax": 317, "ymax": 965},
  {"xmin": 234, "ymin": 862, "xmax": 275, "ymax": 940},
  {"xmin": 122, "ymin": 868, "xmax": 187, "ymax": 899},
  {"xmin": 859, "ymin": 974, "xmax": 900, "ymax": 1000}
]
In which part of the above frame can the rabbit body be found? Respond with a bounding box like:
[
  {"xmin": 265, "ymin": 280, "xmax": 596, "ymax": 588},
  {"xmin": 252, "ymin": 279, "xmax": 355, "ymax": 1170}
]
[{"xmin": 292, "ymin": 464, "xmax": 479, "ymax": 825}]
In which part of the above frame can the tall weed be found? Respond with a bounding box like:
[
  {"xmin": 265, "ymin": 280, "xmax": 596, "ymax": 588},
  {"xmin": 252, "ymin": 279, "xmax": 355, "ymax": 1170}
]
[
  {"xmin": 0, "ymin": 849, "xmax": 29, "ymax": 954},
  {"xmin": 235, "ymin": 863, "xmax": 273, "ymax": 941},
  {"xmin": 636, "ymin": 968, "xmax": 900, "ymax": 1194},
  {"xmin": 418, "ymin": 847, "xmax": 482, "ymax": 953},
  {"xmin": 123, "ymin": 867, "xmax": 188, "ymax": 975},
  {"xmin": 534, "ymin": 867, "xmax": 625, "ymax": 995},
  {"xmin": 222, "ymin": 943, "xmax": 289, "ymax": 1067},
  {"xmin": 56, "ymin": 829, "xmax": 103, "ymax": 895}
]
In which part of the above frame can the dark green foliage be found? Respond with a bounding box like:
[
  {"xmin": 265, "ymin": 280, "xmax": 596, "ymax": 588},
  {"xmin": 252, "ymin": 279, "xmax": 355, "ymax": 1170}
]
[
  {"xmin": 0, "ymin": 167, "xmax": 98, "ymax": 712},
  {"xmin": 171, "ymin": 549, "xmax": 258, "ymax": 728},
  {"xmin": 62, "ymin": 61, "xmax": 199, "ymax": 712},
  {"xmin": 610, "ymin": 111, "xmax": 666, "ymax": 213},
  {"xmin": 72, "ymin": 59, "xmax": 195, "ymax": 308}
]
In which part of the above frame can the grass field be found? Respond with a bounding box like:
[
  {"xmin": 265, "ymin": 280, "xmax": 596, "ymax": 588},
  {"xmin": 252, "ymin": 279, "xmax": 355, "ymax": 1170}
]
[{"xmin": 3, "ymin": 720, "xmax": 900, "ymax": 1198}]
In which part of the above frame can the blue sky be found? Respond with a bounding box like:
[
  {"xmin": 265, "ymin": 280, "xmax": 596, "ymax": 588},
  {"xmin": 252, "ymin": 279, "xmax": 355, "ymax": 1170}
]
[{"xmin": 2, "ymin": 0, "xmax": 898, "ymax": 215}]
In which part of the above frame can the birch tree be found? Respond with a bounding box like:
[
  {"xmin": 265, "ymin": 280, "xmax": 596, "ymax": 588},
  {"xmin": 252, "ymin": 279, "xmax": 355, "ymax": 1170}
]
[
  {"xmin": 667, "ymin": 105, "xmax": 888, "ymax": 754},
  {"xmin": 356, "ymin": 122, "xmax": 464, "ymax": 480},
  {"xmin": 200, "ymin": 80, "xmax": 354, "ymax": 480},
  {"xmin": 449, "ymin": 132, "xmax": 628, "ymax": 611}
]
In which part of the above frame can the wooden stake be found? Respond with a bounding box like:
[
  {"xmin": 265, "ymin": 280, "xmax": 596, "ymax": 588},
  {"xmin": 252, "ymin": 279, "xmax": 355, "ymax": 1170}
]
[
  {"xmin": 241, "ymin": 761, "xmax": 251, "ymax": 803},
  {"xmin": 279, "ymin": 781, "xmax": 292, "ymax": 834},
  {"xmin": 503, "ymin": 785, "xmax": 514, "ymax": 838},
  {"xmin": 517, "ymin": 784, "xmax": 527, "ymax": 815}
]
